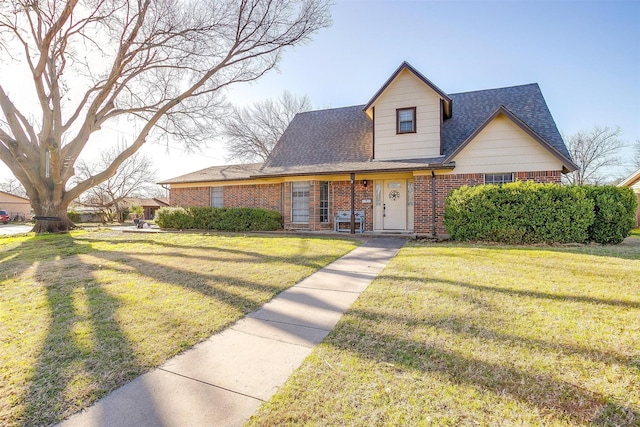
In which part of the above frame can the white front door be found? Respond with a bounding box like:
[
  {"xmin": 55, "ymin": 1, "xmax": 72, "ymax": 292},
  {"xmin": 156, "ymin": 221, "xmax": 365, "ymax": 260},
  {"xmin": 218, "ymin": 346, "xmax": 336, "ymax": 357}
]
[{"xmin": 383, "ymin": 179, "xmax": 407, "ymax": 230}]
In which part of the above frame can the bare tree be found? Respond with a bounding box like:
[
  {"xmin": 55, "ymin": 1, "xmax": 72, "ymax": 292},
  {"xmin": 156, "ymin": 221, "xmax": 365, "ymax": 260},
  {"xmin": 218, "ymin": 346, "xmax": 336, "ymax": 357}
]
[
  {"xmin": 223, "ymin": 91, "xmax": 311, "ymax": 162},
  {"xmin": 632, "ymin": 139, "xmax": 640, "ymax": 171},
  {"xmin": 0, "ymin": 176, "xmax": 27, "ymax": 198},
  {"xmin": 0, "ymin": 0, "xmax": 331, "ymax": 232},
  {"xmin": 75, "ymin": 144, "xmax": 157, "ymax": 222},
  {"xmin": 562, "ymin": 126, "xmax": 625, "ymax": 185}
]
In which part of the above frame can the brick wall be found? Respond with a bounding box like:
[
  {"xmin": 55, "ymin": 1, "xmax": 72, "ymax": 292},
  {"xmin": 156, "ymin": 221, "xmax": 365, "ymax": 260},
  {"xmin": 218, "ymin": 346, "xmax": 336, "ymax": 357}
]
[
  {"xmin": 330, "ymin": 180, "xmax": 374, "ymax": 231},
  {"xmin": 171, "ymin": 170, "xmax": 563, "ymax": 235},
  {"xmin": 282, "ymin": 180, "xmax": 373, "ymax": 231},
  {"xmin": 170, "ymin": 184, "xmax": 283, "ymax": 212},
  {"xmin": 170, "ymin": 187, "xmax": 210, "ymax": 207},
  {"xmin": 514, "ymin": 170, "xmax": 561, "ymax": 183},
  {"xmin": 223, "ymin": 184, "xmax": 282, "ymax": 212}
]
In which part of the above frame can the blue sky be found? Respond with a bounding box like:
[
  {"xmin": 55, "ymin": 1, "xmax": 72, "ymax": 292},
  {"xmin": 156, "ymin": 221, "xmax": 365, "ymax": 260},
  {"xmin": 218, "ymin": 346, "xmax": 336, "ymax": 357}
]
[{"xmin": 1, "ymin": 0, "xmax": 639, "ymax": 184}]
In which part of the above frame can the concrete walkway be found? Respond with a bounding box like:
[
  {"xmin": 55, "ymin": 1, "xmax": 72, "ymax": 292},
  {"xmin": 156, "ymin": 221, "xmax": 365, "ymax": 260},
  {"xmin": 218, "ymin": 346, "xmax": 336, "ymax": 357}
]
[{"xmin": 59, "ymin": 237, "xmax": 407, "ymax": 427}]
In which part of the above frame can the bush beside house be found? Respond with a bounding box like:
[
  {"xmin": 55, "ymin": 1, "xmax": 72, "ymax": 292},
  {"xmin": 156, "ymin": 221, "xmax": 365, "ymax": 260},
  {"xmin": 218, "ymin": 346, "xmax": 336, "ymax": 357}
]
[
  {"xmin": 155, "ymin": 207, "xmax": 282, "ymax": 232},
  {"xmin": 583, "ymin": 186, "xmax": 638, "ymax": 244},
  {"xmin": 444, "ymin": 182, "xmax": 636, "ymax": 244}
]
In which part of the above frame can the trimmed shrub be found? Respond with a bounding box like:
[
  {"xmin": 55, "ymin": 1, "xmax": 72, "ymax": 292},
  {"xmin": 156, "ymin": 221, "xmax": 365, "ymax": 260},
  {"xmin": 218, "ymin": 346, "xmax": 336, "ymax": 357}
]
[
  {"xmin": 155, "ymin": 207, "xmax": 194, "ymax": 229},
  {"xmin": 216, "ymin": 208, "xmax": 282, "ymax": 231},
  {"xmin": 444, "ymin": 181, "xmax": 595, "ymax": 244},
  {"xmin": 583, "ymin": 186, "xmax": 637, "ymax": 244},
  {"xmin": 155, "ymin": 206, "xmax": 282, "ymax": 231}
]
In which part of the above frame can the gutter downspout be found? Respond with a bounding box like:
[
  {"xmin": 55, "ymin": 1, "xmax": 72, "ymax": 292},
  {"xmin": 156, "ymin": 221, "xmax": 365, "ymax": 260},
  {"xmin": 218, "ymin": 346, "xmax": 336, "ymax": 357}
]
[{"xmin": 431, "ymin": 171, "xmax": 437, "ymax": 237}]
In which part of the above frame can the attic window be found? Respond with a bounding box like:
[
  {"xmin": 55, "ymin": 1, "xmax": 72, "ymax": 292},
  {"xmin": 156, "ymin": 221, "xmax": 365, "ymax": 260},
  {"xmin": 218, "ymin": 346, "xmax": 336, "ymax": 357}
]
[{"xmin": 397, "ymin": 107, "xmax": 416, "ymax": 134}]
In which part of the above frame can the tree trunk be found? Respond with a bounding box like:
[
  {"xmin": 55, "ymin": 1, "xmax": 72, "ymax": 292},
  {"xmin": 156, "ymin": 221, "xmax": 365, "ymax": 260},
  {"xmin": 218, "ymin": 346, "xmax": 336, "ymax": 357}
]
[{"xmin": 31, "ymin": 198, "xmax": 76, "ymax": 233}]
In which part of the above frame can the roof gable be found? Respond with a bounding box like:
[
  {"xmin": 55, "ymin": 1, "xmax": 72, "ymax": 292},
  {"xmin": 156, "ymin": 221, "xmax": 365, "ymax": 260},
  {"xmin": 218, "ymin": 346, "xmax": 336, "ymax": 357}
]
[
  {"xmin": 445, "ymin": 105, "xmax": 578, "ymax": 172},
  {"xmin": 363, "ymin": 61, "xmax": 452, "ymax": 118},
  {"xmin": 619, "ymin": 168, "xmax": 640, "ymax": 188},
  {"xmin": 442, "ymin": 83, "xmax": 575, "ymax": 171}
]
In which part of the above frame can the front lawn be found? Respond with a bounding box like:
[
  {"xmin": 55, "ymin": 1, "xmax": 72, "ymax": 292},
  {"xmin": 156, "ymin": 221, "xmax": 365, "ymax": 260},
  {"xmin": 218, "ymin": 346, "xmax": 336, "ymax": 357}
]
[
  {"xmin": 0, "ymin": 231, "xmax": 358, "ymax": 426},
  {"xmin": 248, "ymin": 238, "xmax": 640, "ymax": 426}
]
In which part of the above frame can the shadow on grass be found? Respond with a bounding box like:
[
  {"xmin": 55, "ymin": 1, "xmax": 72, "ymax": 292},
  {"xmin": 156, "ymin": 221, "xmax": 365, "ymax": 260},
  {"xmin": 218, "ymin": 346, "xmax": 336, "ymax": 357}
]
[
  {"xmin": 382, "ymin": 273, "xmax": 640, "ymax": 310},
  {"xmin": 419, "ymin": 235, "xmax": 640, "ymax": 261},
  {"xmin": 15, "ymin": 236, "xmax": 145, "ymax": 426},
  {"xmin": 330, "ymin": 306, "xmax": 639, "ymax": 425},
  {"xmin": 349, "ymin": 304, "xmax": 640, "ymax": 373},
  {"xmin": 77, "ymin": 233, "xmax": 347, "ymax": 270},
  {"xmin": 2, "ymin": 232, "xmax": 351, "ymax": 425}
]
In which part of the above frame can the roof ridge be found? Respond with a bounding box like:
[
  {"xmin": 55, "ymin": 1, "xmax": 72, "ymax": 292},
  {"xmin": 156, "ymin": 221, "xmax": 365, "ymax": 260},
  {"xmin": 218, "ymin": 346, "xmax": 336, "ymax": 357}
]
[
  {"xmin": 448, "ymin": 82, "xmax": 539, "ymax": 96},
  {"xmin": 297, "ymin": 104, "xmax": 366, "ymax": 114}
]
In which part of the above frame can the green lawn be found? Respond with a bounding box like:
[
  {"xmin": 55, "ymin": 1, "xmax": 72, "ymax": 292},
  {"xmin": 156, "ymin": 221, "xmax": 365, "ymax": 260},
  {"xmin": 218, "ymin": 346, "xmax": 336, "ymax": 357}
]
[
  {"xmin": 248, "ymin": 237, "xmax": 640, "ymax": 426},
  {"xmin": 0, "ymin": 230, "xmax": 358, "ymax": 426}
]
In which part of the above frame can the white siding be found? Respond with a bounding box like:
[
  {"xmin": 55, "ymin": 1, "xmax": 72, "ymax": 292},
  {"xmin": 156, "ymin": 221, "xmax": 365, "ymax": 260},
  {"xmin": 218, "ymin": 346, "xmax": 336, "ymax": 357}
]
[
  {"xmin": 451, "ymin": 115, "xmax": 563, "ymax": 174},
  {"xmin": 373, "ymin": 69, "xmax": 442, "ymax": 160}
]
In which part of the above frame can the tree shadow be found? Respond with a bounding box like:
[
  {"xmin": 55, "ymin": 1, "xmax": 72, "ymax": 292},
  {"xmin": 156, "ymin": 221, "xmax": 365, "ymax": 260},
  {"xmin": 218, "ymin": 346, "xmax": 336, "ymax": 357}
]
[
  {"xmin": 421, "ymin": 236, "xmax": 640, "ymax": 261},
  {"xmin": 381, "ymin": 273, "xmax": 640, "ymax": 310},
  {"xmin": 348, "ymin": 305, "xmax": 640, "ymax": 372},
  {"xmin": 2, "ymin": 231, "xmax": 352, "ymax": 425},
  {"xmin": 328, "ymin": 306, "xmax": 639, "ymax": 425},
  {"xmin": 76, "ymin": 233, "xmax": 351, "ymax": 270},
  {"xmin": 15, "ymin": 237, "xmax": 143, "ymax": 426}
]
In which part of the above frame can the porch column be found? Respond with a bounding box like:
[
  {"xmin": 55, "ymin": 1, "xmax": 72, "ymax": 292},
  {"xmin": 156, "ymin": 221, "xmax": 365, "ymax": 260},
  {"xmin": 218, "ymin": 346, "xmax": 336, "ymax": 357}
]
[{"xmin": 350, "ymin": 173, "xmax": 355, "ymax": 234}]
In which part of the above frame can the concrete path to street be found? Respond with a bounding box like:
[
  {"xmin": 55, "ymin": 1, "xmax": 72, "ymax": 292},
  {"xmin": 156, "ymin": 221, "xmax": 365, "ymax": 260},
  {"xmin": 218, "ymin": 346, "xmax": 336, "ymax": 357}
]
[
  {"xmin": 58, "ymin": 237, "xmax": 407, "ymax": 427},
  {"xmin": 0, "ymin": 224, "xmax": 32, "ymax": 235}
]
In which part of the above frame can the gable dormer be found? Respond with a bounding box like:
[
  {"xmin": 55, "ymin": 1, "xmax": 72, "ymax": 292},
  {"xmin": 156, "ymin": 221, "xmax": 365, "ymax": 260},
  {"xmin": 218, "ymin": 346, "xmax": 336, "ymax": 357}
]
[{"xmin": 363, "ymin": 62, "xmax": 452, "ymax": 161}]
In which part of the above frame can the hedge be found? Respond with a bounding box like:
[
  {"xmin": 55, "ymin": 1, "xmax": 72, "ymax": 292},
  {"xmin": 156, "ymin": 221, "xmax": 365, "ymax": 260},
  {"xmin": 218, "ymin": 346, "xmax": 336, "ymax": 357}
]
[
  {"xmin": 445, "ymin": 182, "xmax": 637, "ymax": 244},
  {"xmin": 583, "ymin": 185, "xmax": 638, "ymax": 244},
  {"xmin": 155, "ymin": 206, "xmax": 282, "ymax": 231}
]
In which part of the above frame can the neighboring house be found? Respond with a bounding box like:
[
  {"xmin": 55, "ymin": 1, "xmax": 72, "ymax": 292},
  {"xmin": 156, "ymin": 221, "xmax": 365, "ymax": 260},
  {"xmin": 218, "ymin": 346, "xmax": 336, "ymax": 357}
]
[
  {"xmin": 70, "ymin": 205, "xmax": 106, "ymax": 223},
  {"xmin": 124, "ymin": 197, "xmax": 170, "ymax": 220},
  {"xmin": 618, "ymin": 168, "xmax": 640, "ymax": 227},
  {"xmin": 0, "ymin": 190, "xmax": 31, "ymax": 220},
  {"xmin": 160, "ymin": 62, "xmax": 577, "ymax": 235}
]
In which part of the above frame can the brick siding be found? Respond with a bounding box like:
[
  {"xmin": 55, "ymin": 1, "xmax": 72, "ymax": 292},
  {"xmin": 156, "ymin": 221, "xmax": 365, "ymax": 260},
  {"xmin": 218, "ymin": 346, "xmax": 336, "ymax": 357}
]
[
  {"xmin": 283, "ymin": 180, "xmax": 373, "ymax": 231},
  {"xmin": 223, "ymin": 184, "xmax": 283, "ymax": 212},
  {"xmin": 170, "ymin": 187, "xmax": 210, "ymax": 207},
  {"xmin": 171, "ymin": 170, "xmax": 563, "ymax": 235},
  {"xmin": 171, "ymin": 184, "xmax": 283, "ymax": 212},
  {"xmin": 328, "ymin": 180, "xmax": 374, "ymax": 232}
]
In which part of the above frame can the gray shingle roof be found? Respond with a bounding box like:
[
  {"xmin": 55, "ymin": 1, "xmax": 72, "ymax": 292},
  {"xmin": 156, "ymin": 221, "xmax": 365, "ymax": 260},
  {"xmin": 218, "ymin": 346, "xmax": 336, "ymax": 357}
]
[
  {"xmin": 263, "ymin": 105, "xmax": 373, "ymax": 168},
  {"xmin": 443, "ymin": 83, "xmax": 572, "ymax": 161},
  {"xmin": 259, "ymin": 82, "xmax": 574, "ymax": 175},
  {"xmin": 159, "ymin": 163, "xmax": 263, "ymax": 184},
  {"xmin": 160, "ymin": 79, "xmax": 575, "ymax": 184}
]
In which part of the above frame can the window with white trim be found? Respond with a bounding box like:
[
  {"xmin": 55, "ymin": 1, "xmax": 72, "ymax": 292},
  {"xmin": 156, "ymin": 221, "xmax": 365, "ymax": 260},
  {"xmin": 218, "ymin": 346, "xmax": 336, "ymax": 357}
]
[
  {"xmin": 319, "ymin": 181, "xmax": 329, "ymax": 223},
  {"xmin": 291, "ymin": 182, "xmax": 310, "ymax": 223},
  {"xmin": 484, "ymin": 173, "xmax": 514, "ymax": 184},
  {"xmin": 210, "ymin": 187, "xmax": 223, "ymax": 207}
]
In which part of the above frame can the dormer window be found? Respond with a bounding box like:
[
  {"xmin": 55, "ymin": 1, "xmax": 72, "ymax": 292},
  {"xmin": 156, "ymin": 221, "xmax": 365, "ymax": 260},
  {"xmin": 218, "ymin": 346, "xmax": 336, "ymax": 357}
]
[{"xmin": 397, "ymin": 107, "xmax": 416, "ymax": 134}]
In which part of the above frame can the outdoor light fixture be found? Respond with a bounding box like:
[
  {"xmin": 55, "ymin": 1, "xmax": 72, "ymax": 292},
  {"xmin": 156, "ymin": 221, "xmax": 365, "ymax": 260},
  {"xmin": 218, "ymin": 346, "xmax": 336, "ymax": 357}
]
[{"xmin": 363, "ymin": 179, "xmax": 368, "ymax": 187}]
